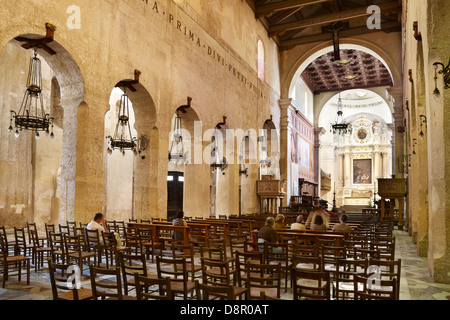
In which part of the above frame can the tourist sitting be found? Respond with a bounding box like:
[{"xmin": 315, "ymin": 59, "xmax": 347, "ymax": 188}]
[
  {"xmin": 257, "ymin": 217, "xmax": 278, "ymax": 243},
  {"xmin": 305, "ymin": 206, "xmax": 330, "ymax": 229},
  {"xmin": 274, "ymin": 214, "xmax": 287, "ymax": 230},
  {"xmin": 332, "ymin": 213, "xmax": 353, "ymax": 234},
  {"xmin": 291, "ymin": 215, "xmax": 306, "ymax": 231},
  {"xmin": 172, "ymin": 211, "xmax": 188, "ymax": 241},
  {"xmin": 310, "ymin": 215, "xmax": 327, "ymax": 231},
  {"xmin": 87, "ymin": 212, "xmax": 122, "ymax": 246}
]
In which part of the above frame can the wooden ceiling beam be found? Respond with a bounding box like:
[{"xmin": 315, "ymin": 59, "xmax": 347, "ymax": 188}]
[
  {"xmin": 269, "ymin": 1, "xmax": 401, "ymax": 36},
  {"xmin": 279, "ymin": 20, "xmax": 401, "ymax": 49},
  {"xmin": 256, "ymin": 0, "xmax": 331, "ymax": 18}
]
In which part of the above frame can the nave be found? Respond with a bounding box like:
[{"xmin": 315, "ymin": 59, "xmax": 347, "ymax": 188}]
[{"xmin": 1, "ymin": 217, "xmax": 449, "ymax": 301}]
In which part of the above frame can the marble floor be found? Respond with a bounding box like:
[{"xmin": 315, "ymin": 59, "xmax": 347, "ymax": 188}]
[{"xmin": 1, "ymin": 229, "xmax": 449, "ymax": 301}]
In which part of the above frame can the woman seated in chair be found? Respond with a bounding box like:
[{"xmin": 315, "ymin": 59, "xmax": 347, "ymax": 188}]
[
  {"xmin": 257, "ymin": 217, "xmax": 278, "ymax": 243},
  {"xmin": 310, "ymin": 215, "xmax": 327, "ymax": 231}
]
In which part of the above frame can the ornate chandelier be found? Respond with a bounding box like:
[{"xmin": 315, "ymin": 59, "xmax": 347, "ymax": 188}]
[
  {"xmin": 168, "ymin": 110, "xmax": 188, "ymax": 163},
  {"xmin": 106, "ymin": 87, "xmax": 138, "ymax": 156},
  {"xmin": 9, "ymin": 47, "xmax": 54, "ymax": 140}
]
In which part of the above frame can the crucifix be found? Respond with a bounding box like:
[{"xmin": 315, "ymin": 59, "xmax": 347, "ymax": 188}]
[{"xmin": 324, "ymin": 22, "xmax": 347, "ymax": 61}]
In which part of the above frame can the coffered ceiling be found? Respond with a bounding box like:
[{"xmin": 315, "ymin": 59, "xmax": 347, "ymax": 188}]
[{"xmin": 301, "ymin": 48, "xmax": 393, "ymax": 94}]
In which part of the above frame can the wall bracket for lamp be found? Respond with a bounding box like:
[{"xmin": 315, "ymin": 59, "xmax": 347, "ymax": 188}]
[
  {"xmin": 14, "ymin": 23, "xmax": 57, "ymax": 55},
  {"xmin": 115, "ymin": 70, "xmax": 141, "ymax": 92}
]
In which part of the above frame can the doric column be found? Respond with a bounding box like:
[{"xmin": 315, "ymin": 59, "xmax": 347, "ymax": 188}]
[
  {"xmin": 386, "ymin": 87, "xmax": 404, "ymax": 178},
  {"xmin": 314, "ymin": 127, "xmax": 326, "ymax": 191}
]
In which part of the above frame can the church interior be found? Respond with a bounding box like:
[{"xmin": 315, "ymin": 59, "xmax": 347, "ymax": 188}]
[{"xmin": 1, "ymin": 0, "xmax": 450, "ymax": 301}]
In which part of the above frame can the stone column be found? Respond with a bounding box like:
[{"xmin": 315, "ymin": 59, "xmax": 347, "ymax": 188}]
[
  {"xmin": 314, "ymin": 127, "xmax": 326, "ymax": 191},
  {"xmin": 278, "ymin": 99, "xmax": 293, "ymax": 207},
  {"xmin": 386, "ymin": 87, "xmax": 404, "ymax": 179}
]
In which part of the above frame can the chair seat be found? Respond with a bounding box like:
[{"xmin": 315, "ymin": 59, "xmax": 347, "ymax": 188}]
[
  {"xmin": 69, "ymin": 251, "xmax": 96, "ymax": 259},
  {"xmin": 59, "ymin": 288, "xmax": 94, "ymax": 300},
  {"xmin": 250, "ymin": 287, "xmax": 278, "ymax": 299},
  {"xmin": 105, "ymin": 295, "xmax": 137, "ymax": 300},
  {"xmin": 5, "ymin": 255, "xmax": 29, "ymax": 263},
  {"xmin": 170, "ymin": 280, "xmax": 196, "ymax": 293}
]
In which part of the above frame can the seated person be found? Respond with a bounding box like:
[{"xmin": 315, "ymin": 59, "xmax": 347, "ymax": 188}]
[
  {"xmin": 172, "ymin": 211, "xmax": 188, "ymax": 241},
  {"xmin": 305, "ymin": 206, "xmax": 330, "ymax": 229},
  {"xmin": 291, "ymin": 215, "xmax": 306, "ymax": 231},
  {"xmin": 87, "ymin": 212, "xmax": 121, "ymax": 246},
  {"xmin": 257, "ymin": 217, "xmax": 278, "ymax": 243},
  {"xmin": 332, "ymin": 213, "xmax": 353, "ymax": 234},
  {"xmin": 274, "ymin": 214, "xmax": 287, "ymax": 230},
  {"xmin": 310, "ymin": 215, "xmax": 327, "ymax": 231}
]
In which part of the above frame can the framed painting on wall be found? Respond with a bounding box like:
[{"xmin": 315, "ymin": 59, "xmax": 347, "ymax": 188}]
[
  {"xmin": 353, "ymin": 159, "xmax": 372, "ymax": 184},
  {"xmin": 298, "ymin": 135, "xmax": 310, "ymax": 172}
]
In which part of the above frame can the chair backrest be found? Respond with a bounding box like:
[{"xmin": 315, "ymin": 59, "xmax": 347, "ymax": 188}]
[
  {"xmin": 59, "ymin": 224, "xmax": 71, "ymax": 236},
  {"xmin": 292, "ymin": 243, "xmax": 319, "ymax": 257},
  {"xmin": 89, "ymin": 265, "xmax": 124, "ymax": 300},
  {"xmin": 135, "ymin": 274, "xmax": 174, "ymax": 300},
  {"xmin": 200, "ymin": 246, "xmax": 226, "ymax": 262},
  {"xmin": 26, "ymin": 222, "xmax": 38, "ymax": 244},
  {"xmin": 119, "ymin": 252, "xmax": 148, "ymax": 280},
  {"xmin": 14, "ymin": 227, "xmax": 27, "ymax": 247},
  {"xmin": 45, "ymin": 223, "xmax": 56, "ymax": 239},
  {"xmin": 85, "ymin": 228, "xmax": 101, "ymax": 248},
  {"xmin": 48, "ymin": 261, "xmax": 83, "ymax": 300},
  {"xmin": 29, "ymin": 229, "xmax": 42, "ymax": 248},
  {"xmin": 200, "ymin": 257, "xmax": 234, "ymax": 287},
  {"xmin": 354, "ymin": 274, "xmax": 398, "ymax": 300},
  {"xmin": 368, "ymin": 259, "xmax": 401, "ymax": 300},
  {"xmin": 195, "ymin": 280, "xmax": 236, "ymax": 300},
  {"xmin": 292, "ymin": 254, "xmax": 323, "ymax": 272},
  {"xmin": 156, "ymin": 256, "xmax": 190, "ymax": 293},
  {"xmin": 293, "ymin": 269, "xmax": 331, "ymax": 300},
  {"xmin": 264, "ymin": 242, "xmax": 289, "ymax": 265},
  {"xmin": 245, "ymin": 261, "xmax": 282, "ymax": 299}
]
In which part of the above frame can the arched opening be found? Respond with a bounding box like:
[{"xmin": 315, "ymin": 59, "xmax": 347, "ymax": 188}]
[
  {"xmin": 318, "ymin": 89, "xmax": 394, "ymax": 210},
  {"xmin": 103, "ymin": 87, "xmax": 137, "ymax": 221},
  {"xmin": 102, "ymin": 78, "xmax": 157, "ymax": 223},
  {"xmin": 0, "ymin": 32, "xmax": 84, "ymax": 228},
  {"xmin": 167, "ymin": 101, "xmax": 200, "ymax": 220}
]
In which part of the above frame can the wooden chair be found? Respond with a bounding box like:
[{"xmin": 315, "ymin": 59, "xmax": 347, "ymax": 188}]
[
  {"xmin": 260, "ymin": 290, "xmax": 285, "ymax": 300},
  {"xmin": 14, "ymin": 227, "xmax": 34, "ymax": 261},
  {"xmin": 264, "ymin": 242, "xmax": 289, "ymax": 292},
  {"xmin": 0, "ymin": 232, "xmax": 30, "ymax": 288},
  {"xmin": 229, "ymin": 234, "xmax": 247, "ymax": 258},
  {"xmin": 138, "ymin": 227, "xmax": 158, "ymax": 263},
  {"xmin": 333, "ymin": 258, "xmax": 368, "ymax": 300},
  {"xmin": 64, "ymin": 233, "xmax": 97, "ymax": 275},
  {"xmin": 171, "ymin": 243, "xmax": 202, "ymax": 281},
  {"xmin": 293, "ymin": 269, "xmax": 331, "ymax": 300},
  {"xmin": 45, "ymin": 224, "xmax": 56, "ymax": 246},
  {"xmin": 0, "ymin": 226, "xmax": 17, "ymax": 256},
  {"xmin": 156, "ymin": 256, "xmax": 197, "ymax": 299},
  {"xmin": 102, "ymin": 231, "xmax": 129, "ymax": 268},
  {"xmin": 320, "ymin": 246, "xmax": 346, "ymax": 280},
  {"xmin": 30, "ymin": 229, "xmax": 52, "ymax": 271},
  {"xmin": 200, "ymin": 257, "xmax": 247, "ymax": 299},
  {"xmin": 245, "ymin": 261, "xmax": 282, "ymax": 300},
  {"xmin": 48, "ymin": 231, "xmax": 69, "ymax": 264},
  {"xmin": 89, "ymin": 265, "xmax": 135, "ymax": 300},
  {"xmin": 124, "ymin": 226, "xmax": 141, "ymax": 255},
  {"xmin": 48, "ymin": 261, "xmax": 93, "ymax": 300},
  {"xmin": 134, "ymin": 274, "xmax": 174, "ymax": 300},
  {"xmin": 85, "ymin": 229, "xmax": 105, "ymax": 267},
  {"xmin": 235, "ymin": 250, "xmax": 263, "ymax": 287},
  {"xmin": 354, "ymin": 274, "xmax": 398, "ymax": 300},
  {"xmin": 369, "ymin": 259, "xmax": 402, "ymax": 300},
  {"xmin": 118, "ymin": 252, "xmax": 148, "ymax": 295},
  {"xmin": 26, "ymin": 222, "xmax": 46, "ymax": 247},
  {"xmin": 140, "ymin": 219, "xmax": 151, "ymax": 224},
  {"xmin": 195, "ymin": 280, "xmax": 240, "ymax": 300}
]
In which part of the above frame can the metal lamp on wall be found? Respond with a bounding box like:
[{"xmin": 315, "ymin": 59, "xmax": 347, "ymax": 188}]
[
  {"xmin": 210, "ymin": 127, "xmax": 227, "ymax": 175},
  {"xmin": 9, "ymin": 47, "xmax": 54, "ymax": 140},
  {"xmin": 433, "ymin": 59, "xmax": 450, "ymax": 101}
]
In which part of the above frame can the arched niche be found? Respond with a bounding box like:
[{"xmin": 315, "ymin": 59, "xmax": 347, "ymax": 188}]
[{"xmin": 0, "ymin": 32, "xmax": 84, "ymax": 228}]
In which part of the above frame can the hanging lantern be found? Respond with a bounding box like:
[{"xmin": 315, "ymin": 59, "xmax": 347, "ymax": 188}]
[
  {"xmin": 330, "ymin": 77, "xmax": 349, "ymax": 135},
  {"xmin": 168, "ymin": 110, "xmax": 188, "ymax": 163},
  {"xmin": 9, "ymin": 47, "xmax": 54, "ymax": 140},
  {"xmin": 106, "ymin": 87, "xmax": 138, "ymax": 156}
]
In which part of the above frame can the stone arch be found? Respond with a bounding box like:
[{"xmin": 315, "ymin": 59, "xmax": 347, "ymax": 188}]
[
  {"xmin": 0, "ymin": 30, "xmax": 84, "ymax": 227},
  {"xmin": 282, "ymin": 40, "xmax": 401, "ymax": 100}
]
